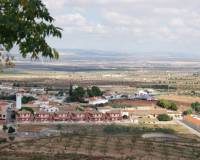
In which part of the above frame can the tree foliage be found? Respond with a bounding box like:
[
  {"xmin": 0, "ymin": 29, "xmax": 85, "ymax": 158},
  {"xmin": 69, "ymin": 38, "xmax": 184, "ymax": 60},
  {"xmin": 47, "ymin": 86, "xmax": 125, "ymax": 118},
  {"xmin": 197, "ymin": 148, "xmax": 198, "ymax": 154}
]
[
  {"xmin": 87, "ymin": 86, "xmax": 102, "ymax": 97},
  {"xmin": 157, "ymin": 99, "xmax": 178, "ymax": 111},
  {"xmin": 8, "ymin": 126, "xmax": 15, "ymax": 133},
  {"xmin": 0, "ymin": 0, "xmax": 62, "ymax": 59},
  {"xmin": 191, "ymin": 102, "xmax": 200, "ymax": 113},
  {"xmin": 69, "ymin": 83, "xmax": 73, "ymax": 97},
  {"xmin": 22, "ymin": 96, "xmax": 36, "ymax": 104},
  {"xmin": 2, "ymin": 125, "xmax": 8, "ymax": 131},
  {"xmin": 70, "ymin": 86, "xmax": 85, "ymax": 102},
  {"xmin": 19, "ymin": 106, "xmax": 34, "ymax": 114},
  {"xmin": 183, "ymin": 109, "xmax": 193, "ymax": 115},
  {"xmin": 0, "ymin": 94, "xmax": 16, "ymax": 101},
  {"xmin": 157, "ymin": 114, "xmax": 172, "ymax": 121}
]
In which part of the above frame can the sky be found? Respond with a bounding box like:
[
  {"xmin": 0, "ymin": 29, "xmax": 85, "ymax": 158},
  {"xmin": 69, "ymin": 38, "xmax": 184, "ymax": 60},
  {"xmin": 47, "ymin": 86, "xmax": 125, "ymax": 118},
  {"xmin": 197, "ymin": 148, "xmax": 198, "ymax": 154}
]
[{"xmin": 43, "ymin": 0, "xmax": 200, "ymax": 54}]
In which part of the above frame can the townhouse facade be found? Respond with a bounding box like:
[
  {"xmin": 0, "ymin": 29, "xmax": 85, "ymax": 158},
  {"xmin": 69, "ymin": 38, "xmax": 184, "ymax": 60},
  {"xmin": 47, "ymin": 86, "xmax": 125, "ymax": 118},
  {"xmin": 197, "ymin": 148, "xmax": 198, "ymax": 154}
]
[{"xmin": 16, "ymin": 110, "xmax": 122, "ymax": 122}]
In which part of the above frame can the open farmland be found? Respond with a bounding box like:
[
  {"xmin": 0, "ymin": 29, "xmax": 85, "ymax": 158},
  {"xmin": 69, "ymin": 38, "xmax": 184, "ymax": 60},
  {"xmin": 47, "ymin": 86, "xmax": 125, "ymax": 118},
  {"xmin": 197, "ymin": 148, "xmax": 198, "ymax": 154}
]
[
  {"xmin": 0, "ymin": 124, "xmax": 200, "ymax": 160},
  {"xmin": 1, "ymin": 67, "xmax": 200, "ymax": 95},
  {"xmin": 158, "ymin": 95, "xmax": 200, "ymax": 104}
]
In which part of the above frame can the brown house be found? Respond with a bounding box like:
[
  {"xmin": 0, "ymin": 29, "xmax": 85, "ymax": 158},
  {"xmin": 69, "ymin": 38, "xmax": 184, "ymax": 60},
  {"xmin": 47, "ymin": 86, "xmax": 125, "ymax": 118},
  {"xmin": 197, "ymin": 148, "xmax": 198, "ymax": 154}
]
[
  {"xmin": 34, "ymin": 112, "xmax": 54, "ymax": 121},
  {"xmin": 0, "ymin": 102, "xmax": 8, "ymax": 124},
  {"xmin": 16, "ymin": 110, "xmax": 34, "ymax": 122}
]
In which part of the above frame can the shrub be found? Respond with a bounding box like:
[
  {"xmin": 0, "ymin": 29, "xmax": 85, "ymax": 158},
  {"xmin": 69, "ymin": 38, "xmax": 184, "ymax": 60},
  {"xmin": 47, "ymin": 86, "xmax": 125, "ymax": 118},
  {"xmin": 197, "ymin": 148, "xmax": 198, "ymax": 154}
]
[
  {"xmin": 19, "ymin": 107, "xmax": 34, "ymax": 115},
  {"xmin": 157, "ymin": 99, "xmax": 178, "ymax": 111},
  {"xmin": 157, "ymin": 99, "xmax": 171, "ymax": 108},
  {"xmin": 191, "ymin": 102, "xmax": 200, "ymax": 113},
  {"xmin": 22, "ymin": 96, "xmax": 37, "ymax": 104},
  {"xmin": 2, "ymin": 125, "xmax": 8, "ymax": 131},
  {"xmin": 170, "ymin": 102, "xmax": 178, "ymax": 111},
  {"xmin": 157, "ymin": 114, "xmax": 172, "ymax": 121},
  {"xmin": 8, "ymin": 126, "xmax": 15, "ymax": 133},
  {"xmin": 183, "ymin": 109, "xmax": 193, "ymax": 115},
  {"xmin": 70, "ymin": 86, "xmax": 85, "ymax": 102},
  {"xmin": 87, "ymin": 86, "xmax": 102, "ymax": 97}
]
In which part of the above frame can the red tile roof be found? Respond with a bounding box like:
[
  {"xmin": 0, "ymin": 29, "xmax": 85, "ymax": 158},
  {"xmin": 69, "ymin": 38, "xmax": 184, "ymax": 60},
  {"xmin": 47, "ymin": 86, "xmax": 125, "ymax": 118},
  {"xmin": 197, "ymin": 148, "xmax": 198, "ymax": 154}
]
[{"xmin": 184, "ymin": 115, "xmax": 200, "ymax": 126}]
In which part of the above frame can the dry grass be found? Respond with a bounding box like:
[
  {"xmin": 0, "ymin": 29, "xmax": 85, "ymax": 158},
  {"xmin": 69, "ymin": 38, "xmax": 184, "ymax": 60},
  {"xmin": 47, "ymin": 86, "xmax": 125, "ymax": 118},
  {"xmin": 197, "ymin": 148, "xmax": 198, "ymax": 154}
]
[
  {"xmin": 158, "ymin": 95, "xmax": 200, "ymax": 104},
  {"xmin": 1, "ymin": 124, "xmax": 200, "ymax": 160}
]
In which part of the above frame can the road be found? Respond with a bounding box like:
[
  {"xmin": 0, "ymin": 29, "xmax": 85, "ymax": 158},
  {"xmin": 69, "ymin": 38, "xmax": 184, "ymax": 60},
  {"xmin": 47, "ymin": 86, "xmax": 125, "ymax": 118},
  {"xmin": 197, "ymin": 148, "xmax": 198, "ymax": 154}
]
[{"xmin": 175, "ymin": 119, "xmax": 200, "ymax": 138}]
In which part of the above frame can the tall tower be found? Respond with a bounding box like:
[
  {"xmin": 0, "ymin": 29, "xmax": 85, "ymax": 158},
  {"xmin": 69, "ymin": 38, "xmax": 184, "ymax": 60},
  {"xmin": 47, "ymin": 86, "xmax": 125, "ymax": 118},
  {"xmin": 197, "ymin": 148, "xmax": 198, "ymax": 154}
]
[{"xmin": 16, "ymin": 93, "xmax": 22, "ymax": 110}]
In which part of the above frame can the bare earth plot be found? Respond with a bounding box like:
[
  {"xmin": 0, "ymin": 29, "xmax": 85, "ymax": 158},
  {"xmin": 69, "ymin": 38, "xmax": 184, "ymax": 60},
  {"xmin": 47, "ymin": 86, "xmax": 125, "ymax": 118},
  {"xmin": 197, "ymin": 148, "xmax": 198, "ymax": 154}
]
[{"xmin": 1, "ymin": 124, "xmax": 200, "ymax": 160}]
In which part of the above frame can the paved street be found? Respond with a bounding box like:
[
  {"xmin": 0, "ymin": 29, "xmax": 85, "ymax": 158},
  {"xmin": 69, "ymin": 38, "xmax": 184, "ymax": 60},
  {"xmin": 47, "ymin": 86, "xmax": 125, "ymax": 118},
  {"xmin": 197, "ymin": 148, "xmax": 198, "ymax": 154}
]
[{"xmin": 175, "ymin": 119, "xmax": 200, "ymax": 138}]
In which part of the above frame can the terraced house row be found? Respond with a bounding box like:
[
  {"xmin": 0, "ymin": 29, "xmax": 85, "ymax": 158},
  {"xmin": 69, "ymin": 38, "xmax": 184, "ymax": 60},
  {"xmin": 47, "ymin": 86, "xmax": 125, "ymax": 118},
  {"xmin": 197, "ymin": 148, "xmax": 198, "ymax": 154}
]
[{"xmin": 16, "ymin": 110, "xmax": 122, "ymax": 122}]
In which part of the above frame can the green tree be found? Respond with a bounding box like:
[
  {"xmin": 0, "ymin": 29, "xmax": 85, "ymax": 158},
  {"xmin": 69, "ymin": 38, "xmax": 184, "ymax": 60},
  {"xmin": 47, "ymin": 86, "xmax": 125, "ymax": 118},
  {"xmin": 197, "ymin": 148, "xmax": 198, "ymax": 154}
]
[
  {"xmin": 169, "ymin": 102, "xmax": 177, "ymax": 111},
  {"xmin": 191, "ymin": 102, "xmax": 200, "ymax": 113},
  {"xmin": 87, "ymin": 86, "xmax": 102, "ymax": 97},
  {"xmin": 2, "ymin": 125, "xmax": 8, "ymax": 132},
  {"xmin": 157, "ymin": 99, "xmax": 171, "ymax": 108},
  {"xmin": 157, "ymin": 99, "xmax": 177, "ymax": 111},
  {"xmin": 22, "ymin": 96, "xmax": 36, "ymax": 104},
  {"xmin": 70, "ymin": 86, "xmax": 85, "ymax": 102},
  {"xmin": 8, "ymin": 126, "xmax": 15, "ymax": 133},
  {"xmin": 0, "ymin": 0, "xmax": 62, "ymax": 59},
  {"xmin": 183, "ymin": 109, "xmax": 193, "ymax": 115},
  {"xmin": 69, "ymin": 84, "xmax": 73, "ymax": 97},
  {"xmin": 157, "ymin": 114, "xmax": 172, "ymax": 121},
  {"xmin": 19, "ymin": 106, "xmax": 34, "ymax": 114}
]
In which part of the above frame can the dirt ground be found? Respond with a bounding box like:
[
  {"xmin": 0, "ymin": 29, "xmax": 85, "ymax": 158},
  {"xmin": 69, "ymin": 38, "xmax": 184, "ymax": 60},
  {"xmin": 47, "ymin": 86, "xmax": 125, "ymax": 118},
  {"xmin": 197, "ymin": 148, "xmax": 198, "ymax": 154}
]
[
  {"xmin": 158, "ymin": 95, "xmax": 200, "ymax": 111},
  {"xmin": 158, "ymin": 95, "xmax": 200, "ymax": 104},
  {"xmin": 1, "ymin": 124, "xmax": 200, "ymax": 160},
  {"xmin": 111, "ymin": 100, "xmax": 157, "ymax": 107}
]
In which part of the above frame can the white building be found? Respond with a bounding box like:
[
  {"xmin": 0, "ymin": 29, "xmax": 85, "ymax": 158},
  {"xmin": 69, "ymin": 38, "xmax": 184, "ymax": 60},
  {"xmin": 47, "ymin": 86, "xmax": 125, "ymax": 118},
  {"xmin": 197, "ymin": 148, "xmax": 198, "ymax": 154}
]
[
  {"xmin": 31, "ymin": 88, "xmax": 45, "ymax": 94},
  {"xmin": 16, "ymin": 93, "xmax": 22, "ymax": 110},
  {"xmin": 88, "ymin": 97, "xmax": 109, "ymax": 105},
  {"xmin": 44, "ymin": 107, "xmax": 59, "ymax": 113},
  {"xmin": 49, "ymin": 96, "xmax": 65, "ymax": 104}
]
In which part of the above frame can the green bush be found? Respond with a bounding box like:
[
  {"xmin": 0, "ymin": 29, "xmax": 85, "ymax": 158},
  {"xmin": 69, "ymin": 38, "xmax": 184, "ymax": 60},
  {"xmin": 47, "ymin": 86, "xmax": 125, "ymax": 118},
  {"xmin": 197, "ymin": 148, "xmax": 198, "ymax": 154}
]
[
  {"xmin": 87, "ymin": 86, "xmax": 102, "ymax": 97},
  {"xmin": 0, "ymin": 94, "xmax": 16, "ymax": 101},
  {"xmin": 22, "ymin": 96, "xmax": 37, "ymax": 104},
  {"xmin": 157, "ymin": 114, "xmax": 172, "ymax": 121},
  {"xmin": 157, "ymin": 99, "xmax": 178, "ymax": 111},
  {"xmin": 8, "ymin": 126, "xmax": 15, "ymax": 133},
  {"xmin": 183, "ymin": 109, "xmax": 193, "ymax": 115},
  {"xmin": 19, "ymin": 107, "xmax": 34, "ymax": 115},
  {"xmin": 70, "ymin": 86, "xmax": 85, "ymax": 102},
  {"xmin": 2, "ymin": 125, "xmax": 8, "ymax": 131},
  {"xmin": 191, "ymin": 102, "xmax": 200, "ymax": 113},
  {"xmin": 170, "ymin": 102, "xmax": 178, "ymax": 111}
]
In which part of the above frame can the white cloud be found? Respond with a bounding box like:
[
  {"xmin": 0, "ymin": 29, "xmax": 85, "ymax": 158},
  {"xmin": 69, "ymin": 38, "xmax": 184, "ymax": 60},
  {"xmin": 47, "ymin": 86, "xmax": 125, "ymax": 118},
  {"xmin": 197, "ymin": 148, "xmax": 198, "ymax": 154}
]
[
  {"xmin": 104, "ymin": 11, "xmax": 143, "ymax": 26},
  {"xmin": 43, "ymin": 0, "xmax": 200, "ymax": 53},
  {"xmin": 43, "ymin": 0, "xmax": 66, "ymax": 10},
  {"xmin": 55, "ymin": 13, "xmax": 106, "ymax": 34}
]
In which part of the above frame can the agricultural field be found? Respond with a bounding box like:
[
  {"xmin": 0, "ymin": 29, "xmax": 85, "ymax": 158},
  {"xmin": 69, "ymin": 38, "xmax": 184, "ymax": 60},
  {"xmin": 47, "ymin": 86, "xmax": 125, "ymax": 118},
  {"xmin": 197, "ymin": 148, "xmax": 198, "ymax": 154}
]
[
  {"xmin": 1, "ymin": 69, "xmax": 200, "ymax": 95},
  {"xmin": 158, "ymin": 95, "xmax": 200, "ymax": 104},
  {"xmin": 0, "ymin": 124, "xmax": 200, "ymax": 160}
]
